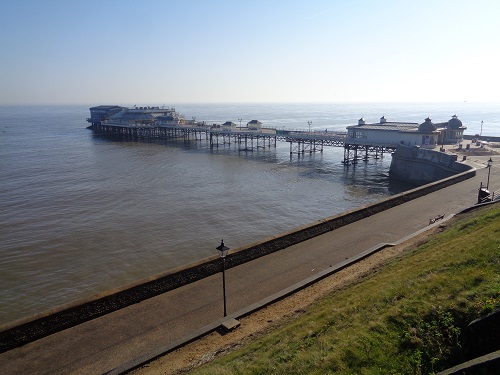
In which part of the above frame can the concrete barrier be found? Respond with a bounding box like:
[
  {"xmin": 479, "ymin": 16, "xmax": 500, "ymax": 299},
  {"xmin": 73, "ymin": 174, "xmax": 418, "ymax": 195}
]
[
  {"xmin": 390, "ymin": 145, "xmax": 471, "ymax": 184},
  {"xmin": 0, "ymin": 167, "xmax": 476, "ymax": 353}
]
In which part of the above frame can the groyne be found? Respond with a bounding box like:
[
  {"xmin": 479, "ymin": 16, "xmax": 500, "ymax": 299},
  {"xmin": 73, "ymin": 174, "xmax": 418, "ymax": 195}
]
[{"xmin": 0, "ymin": 166, "xmax": 476, "ymax": 353}]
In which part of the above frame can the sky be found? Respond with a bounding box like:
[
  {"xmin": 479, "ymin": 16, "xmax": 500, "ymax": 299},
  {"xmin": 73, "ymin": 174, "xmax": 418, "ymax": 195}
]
[{"xmin": 1, "ymin": 0, "xmax": 499, "ymax": 105}]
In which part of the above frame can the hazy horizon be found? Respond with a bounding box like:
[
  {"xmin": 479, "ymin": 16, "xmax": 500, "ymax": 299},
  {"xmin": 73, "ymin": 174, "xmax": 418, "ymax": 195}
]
[{"xmin": 2, "ymin": 100, "xmax": 499, "ymax": 107}]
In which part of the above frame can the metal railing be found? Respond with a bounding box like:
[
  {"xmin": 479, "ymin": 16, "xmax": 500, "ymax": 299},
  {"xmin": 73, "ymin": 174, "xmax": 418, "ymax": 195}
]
[{"xmin": 478, "ymin": 188, "xmax": 499, "ymax": 204}]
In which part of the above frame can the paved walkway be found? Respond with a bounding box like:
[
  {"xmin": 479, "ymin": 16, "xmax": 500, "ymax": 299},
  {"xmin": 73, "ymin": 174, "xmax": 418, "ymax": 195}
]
[{"xmin": 1, "ymin": 151, "xmax": 498, "ymax": 375}]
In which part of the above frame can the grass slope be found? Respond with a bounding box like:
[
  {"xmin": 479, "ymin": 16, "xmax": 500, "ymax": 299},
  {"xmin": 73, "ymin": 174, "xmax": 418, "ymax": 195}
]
[{"xmin": 192, "ymin": 205, "xmax": 500, "ymax": 375}]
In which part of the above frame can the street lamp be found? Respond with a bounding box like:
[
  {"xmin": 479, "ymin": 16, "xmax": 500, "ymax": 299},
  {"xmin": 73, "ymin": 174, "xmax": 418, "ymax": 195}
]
[
  {"xmin": 238, "ymin": 118, "xmax": 242, "ymax": 128},
  {"xmin": 307, "ymin": 121, "xmax": 312, "ymax": 133},
  {"xmin": 216, "ymin": 239, "xmax": 230, "ymax": 317},
  {"xmin": 486, "ymin": 157, "xmax": 493, "ymax": 190},
  {"xmin": 480, "ymin": 121, "xmax": 483, "ymax": 139}
]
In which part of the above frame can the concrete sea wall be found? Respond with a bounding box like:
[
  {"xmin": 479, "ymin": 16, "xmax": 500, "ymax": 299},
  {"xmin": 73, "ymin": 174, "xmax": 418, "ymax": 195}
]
[
  {"xmin": 0, "ymin": 166, "xmax": 476, "ymax": 352},
  {"xmin": 390, "ymin": 145, "xmax": 471, "ymax": 184},
  {"xmin": 463, "ymin": 134, "xmax": 500, "ymax": 142}
]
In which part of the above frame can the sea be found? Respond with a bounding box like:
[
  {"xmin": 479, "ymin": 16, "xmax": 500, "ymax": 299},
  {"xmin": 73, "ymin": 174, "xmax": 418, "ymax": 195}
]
[{"xmin": 1, "ymin": 102, "xmax": 498, "ymax": 326}]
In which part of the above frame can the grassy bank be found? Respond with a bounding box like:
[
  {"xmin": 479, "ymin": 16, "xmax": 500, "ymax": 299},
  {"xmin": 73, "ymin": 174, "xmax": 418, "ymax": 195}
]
[{"xmin": 192, "ymin": 205, "xmax": 500, "ymax": 374}]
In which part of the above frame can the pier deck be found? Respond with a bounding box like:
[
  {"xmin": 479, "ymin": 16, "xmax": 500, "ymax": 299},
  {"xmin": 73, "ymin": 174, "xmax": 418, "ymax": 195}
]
[{"xmin": 89, "ymin": 123, "xmax": 392, "ymax": 164}]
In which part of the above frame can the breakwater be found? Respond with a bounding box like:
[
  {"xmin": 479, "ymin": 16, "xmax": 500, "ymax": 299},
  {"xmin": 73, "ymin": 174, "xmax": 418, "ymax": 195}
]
[{"xmin": 0, "ymin": 166, "xmax": 476, "ymax": 353}]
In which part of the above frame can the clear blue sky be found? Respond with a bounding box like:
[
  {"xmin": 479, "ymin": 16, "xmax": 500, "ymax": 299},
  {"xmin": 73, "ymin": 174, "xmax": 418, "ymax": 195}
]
[{"xmin": 1, "ymin": 0, "xmax": 499, "ymax": 105}]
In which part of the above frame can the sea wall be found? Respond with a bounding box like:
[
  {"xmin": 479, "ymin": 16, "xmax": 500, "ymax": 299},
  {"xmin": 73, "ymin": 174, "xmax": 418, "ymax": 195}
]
[
  {"xmin": 0, "ymin": 166, "xmax": 476, "ymax": 352},
  {"xmin": 390, "ymin": 145, "xmax": 472, "ymax": 184},
  {"xmin": 463, "ymin": 134, "xmax": 500, "ymax": 142}
]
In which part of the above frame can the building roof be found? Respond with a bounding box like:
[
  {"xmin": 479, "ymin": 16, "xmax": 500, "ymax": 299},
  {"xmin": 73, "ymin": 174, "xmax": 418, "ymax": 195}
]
[
  {"xmin": 89, "ymin": 105, "xmax": 123, "ymax": 110},
  {"xmin": 448, "ymin": 114, "xmax": 464, "ymax": 129},
  {"xmin": 418, "ymin": 117, "xmax": 437, "ymax": 132},
  {"xmin": 347, "ymin": 122, "xmax": 419, "ymax": 131},
  {"xmin": 348, "ymin": 114, "xmax": 466, "ymax": 134}
]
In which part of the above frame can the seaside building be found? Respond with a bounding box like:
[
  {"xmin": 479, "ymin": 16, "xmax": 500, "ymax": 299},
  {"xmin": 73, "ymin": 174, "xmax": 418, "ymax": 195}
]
[
  {"xmin": 247, "ymin": 120, "xmax": 263, "ymax": 130},
  {"xmin": 346, "ymin": 115, "xmax": 466, "ymax": 149},
  {"xmin": 437, "ymin": 115, "xmax": 467, "ymax": 144},
  {"xmin": 157, "ymin": 111, "xmax": 184, "ymax": 126},
  {"xmin": 87, "ymin": 105, "xmax": 124, "ymax": 126},
  {"xmin": 102, "ymin": 106, "xmax": 183, "ymax": 127},
  {"xmin": 222, "ymin": 121, "xmax": 237, "ymax": 131}
]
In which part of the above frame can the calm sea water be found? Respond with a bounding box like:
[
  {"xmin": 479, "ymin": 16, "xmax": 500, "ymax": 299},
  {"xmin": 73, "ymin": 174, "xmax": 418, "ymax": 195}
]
[{"xmin": 0, "ymin": 102, "xmax": 498, "ymax": 325}]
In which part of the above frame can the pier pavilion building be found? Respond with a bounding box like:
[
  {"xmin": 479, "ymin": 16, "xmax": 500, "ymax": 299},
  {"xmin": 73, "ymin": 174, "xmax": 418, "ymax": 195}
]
[
  {"xmin": 437, "ymin": 114, "xmax": 467, "ymax": 145},
  {"xmin": 346, "ymin": 115, "xmax": 466, "ymax": 150}
]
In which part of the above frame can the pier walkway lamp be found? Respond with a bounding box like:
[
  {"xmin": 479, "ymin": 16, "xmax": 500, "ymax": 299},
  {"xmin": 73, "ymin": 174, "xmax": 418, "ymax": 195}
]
[
  {"xmin": 238, "ymin": 118, "xmax": 242, "ymax": 128},
  {"xmin": 308, "ymin": 121, "xmax": 312, "ymax": 133},
  {"xmin": 487, "ymin": 157, "xmax": 493, "ymax": 190},
  {"xmin": 216, "ymin": 239, "xmax": 230, "ymax": 317}
]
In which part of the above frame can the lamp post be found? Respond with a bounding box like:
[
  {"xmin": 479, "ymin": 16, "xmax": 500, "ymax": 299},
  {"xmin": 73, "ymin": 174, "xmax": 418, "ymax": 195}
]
[
  {"xmin": 307, "ymin": 121, "xmax": 312, "ymax": 133},
  {"xmin": 486, "ymin": 157, "xmax": 493, "ymax": 190},
  {"xmin": 238, "ymin": 118, "xmax": 242, "ymax": 128},
  {"xmin": 480, "ymin": 121, "xmax": 483, "ymax": 139},
  {"xmin": 216, "ymin": 239, "xmax": 230, "ymax": 317}
]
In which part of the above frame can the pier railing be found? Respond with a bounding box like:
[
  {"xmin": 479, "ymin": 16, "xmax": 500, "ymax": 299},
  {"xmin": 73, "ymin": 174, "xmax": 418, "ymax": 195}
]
[{"xmin": 89, "ymin": 122, "xmax": 390, "ymax": 163}]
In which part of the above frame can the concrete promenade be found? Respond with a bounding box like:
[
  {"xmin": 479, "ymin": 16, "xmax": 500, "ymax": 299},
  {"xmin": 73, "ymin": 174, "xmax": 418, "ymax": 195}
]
[{"xmin": 0, "ymin": 152, "xmax": 498, "ymax": 375}]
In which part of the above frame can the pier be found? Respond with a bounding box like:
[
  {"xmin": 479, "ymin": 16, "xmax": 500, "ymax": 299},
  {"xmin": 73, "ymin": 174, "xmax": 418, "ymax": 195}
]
[
  {"xmin": 88, "ymin": 122, "xmax": 393, "ymax": 164},
  {"xmin": 86, "ymin": 107, "xmax": 477, "ymax": 166}
]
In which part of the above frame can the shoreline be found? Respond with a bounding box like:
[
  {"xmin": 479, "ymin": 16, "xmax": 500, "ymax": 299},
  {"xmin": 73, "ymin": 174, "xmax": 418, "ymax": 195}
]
[
  {"xmin": 0, "ymin": 141, "xmax": 498, "ymax": 374},
  {"xmin": 0, "ymin": 164, "xmax": 476, "ymax": 353}
]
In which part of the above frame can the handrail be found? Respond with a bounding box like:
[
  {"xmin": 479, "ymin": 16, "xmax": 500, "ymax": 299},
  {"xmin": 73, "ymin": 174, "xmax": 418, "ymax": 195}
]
[{"xmin": 479, "ymin": 188, "xmax": 499, "ymax": 203}]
